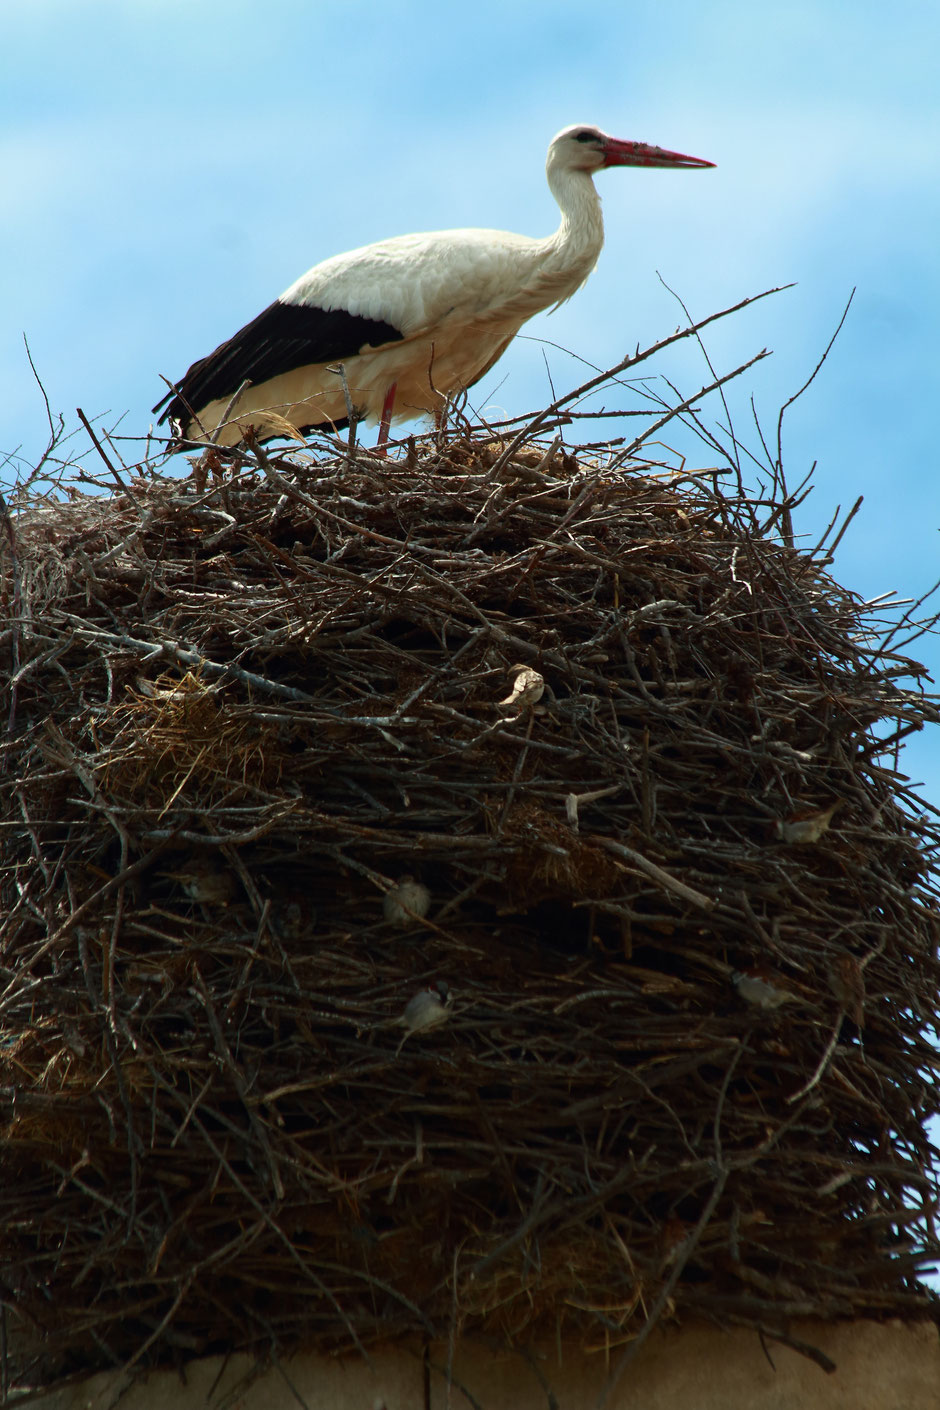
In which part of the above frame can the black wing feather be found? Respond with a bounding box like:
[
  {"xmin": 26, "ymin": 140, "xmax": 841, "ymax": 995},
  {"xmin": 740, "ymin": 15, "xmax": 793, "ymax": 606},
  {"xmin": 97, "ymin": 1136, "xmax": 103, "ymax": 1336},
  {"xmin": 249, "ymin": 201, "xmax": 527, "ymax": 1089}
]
[{"xmin": 153, "ymin": 300, "xmax": 404, "ymax": 425}]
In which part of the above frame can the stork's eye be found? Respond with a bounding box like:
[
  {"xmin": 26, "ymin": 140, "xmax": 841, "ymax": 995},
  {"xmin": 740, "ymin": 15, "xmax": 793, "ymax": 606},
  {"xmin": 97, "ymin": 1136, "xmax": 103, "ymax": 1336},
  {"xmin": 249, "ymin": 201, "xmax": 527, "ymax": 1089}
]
[{"xmin": 573, "ymin": 129, "xmax": 598, "ymax": 143}]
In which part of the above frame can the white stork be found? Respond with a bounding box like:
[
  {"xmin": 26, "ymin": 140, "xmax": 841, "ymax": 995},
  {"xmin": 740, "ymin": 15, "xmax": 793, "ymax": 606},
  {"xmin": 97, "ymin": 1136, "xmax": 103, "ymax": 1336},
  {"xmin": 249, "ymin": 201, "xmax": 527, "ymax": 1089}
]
[{"xmin": 154, "ymin": 125, "xmax": 714, "ymax": 451}]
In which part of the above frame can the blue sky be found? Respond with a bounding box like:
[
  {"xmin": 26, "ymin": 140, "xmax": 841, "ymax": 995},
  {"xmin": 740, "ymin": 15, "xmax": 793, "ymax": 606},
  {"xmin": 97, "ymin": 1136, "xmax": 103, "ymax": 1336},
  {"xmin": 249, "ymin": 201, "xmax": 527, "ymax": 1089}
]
[{"xmin": 2, "ymin": 0, "xmax": 940, "ymax": 797}]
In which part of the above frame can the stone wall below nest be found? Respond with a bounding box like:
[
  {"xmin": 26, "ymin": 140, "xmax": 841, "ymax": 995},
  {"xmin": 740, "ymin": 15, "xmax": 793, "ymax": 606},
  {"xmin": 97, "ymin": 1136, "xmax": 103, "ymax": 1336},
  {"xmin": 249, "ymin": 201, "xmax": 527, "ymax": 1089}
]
[{"xmin": 17, "ymin": 1323, "xmax": 940, "ymax": 1410}]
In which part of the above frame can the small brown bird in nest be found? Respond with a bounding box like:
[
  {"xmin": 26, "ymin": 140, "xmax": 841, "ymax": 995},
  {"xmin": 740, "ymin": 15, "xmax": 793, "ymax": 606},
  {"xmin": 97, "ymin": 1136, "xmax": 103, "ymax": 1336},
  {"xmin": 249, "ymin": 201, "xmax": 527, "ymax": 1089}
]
[
  {"xmin": 395, "ymin": 980, "xmax": 452, "ymax": 1054},
  {"xmin": 731, "ymin": 966, "xmax": 798, "ymax": 1011},
  {"xmin": 161, "ymin": 863, "xmax": 238, "ymax": 906},
  {"xmin": 774, "ymin": 801, "xmax": 841, "ymax": 844},
  {"xmin": 383, "ymin": 876, "xmax": 431, "ymax": 927},
  {"xmin": 829, "ymin": 953, "xmax": 866, "ymax": 1027},
  {"xmin": 498, "ymin": 664, "xmax": 545, "ymax": 713},
  {"xmin": 400, "ymin": 980, "xmax": 452, "ymax": 1033}
]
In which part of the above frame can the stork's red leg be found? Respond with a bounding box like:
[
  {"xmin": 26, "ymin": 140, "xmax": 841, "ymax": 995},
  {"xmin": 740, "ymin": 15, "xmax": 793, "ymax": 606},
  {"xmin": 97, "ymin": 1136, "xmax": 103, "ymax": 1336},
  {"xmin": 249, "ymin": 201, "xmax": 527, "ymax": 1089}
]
[{"xmin": 375, "ymin": 382, "xmax": 397, "ymax": 457}]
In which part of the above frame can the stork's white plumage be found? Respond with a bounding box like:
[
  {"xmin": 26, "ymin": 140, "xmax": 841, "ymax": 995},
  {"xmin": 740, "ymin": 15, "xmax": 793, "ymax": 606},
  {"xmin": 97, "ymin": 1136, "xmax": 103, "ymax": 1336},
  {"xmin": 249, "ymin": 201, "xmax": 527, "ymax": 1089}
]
[{"xmin": 154, "ymin": 125, "xmax": 714, "ymax": 450}]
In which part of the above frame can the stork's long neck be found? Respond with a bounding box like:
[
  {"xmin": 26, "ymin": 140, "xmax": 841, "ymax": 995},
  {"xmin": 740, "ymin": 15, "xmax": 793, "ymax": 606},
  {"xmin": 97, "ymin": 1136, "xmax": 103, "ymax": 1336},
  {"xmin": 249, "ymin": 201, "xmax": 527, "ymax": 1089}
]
[
  {"xmin": 542, "ymin": 163, "xmax": 606, "ymax": 283},
  {"xmin": 473, "ymin": 160, "xmax": 607, "ymax": 328}
]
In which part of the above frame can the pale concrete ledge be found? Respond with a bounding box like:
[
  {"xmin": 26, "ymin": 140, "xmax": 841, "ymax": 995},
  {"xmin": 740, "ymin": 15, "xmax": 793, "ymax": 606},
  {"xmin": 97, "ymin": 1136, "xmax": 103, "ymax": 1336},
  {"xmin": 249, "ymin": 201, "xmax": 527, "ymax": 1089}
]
[{"xmin": 22, "ymin": 1319, "xmax": 940, "ymax": 1410}]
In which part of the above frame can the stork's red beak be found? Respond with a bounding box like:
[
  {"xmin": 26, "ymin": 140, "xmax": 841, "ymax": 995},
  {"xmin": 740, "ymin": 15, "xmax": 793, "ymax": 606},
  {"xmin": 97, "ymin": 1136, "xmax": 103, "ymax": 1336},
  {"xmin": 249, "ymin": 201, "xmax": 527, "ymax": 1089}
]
[{"xmin": 602, "ymin": 138, "xmax": 715, "ymax": 170}]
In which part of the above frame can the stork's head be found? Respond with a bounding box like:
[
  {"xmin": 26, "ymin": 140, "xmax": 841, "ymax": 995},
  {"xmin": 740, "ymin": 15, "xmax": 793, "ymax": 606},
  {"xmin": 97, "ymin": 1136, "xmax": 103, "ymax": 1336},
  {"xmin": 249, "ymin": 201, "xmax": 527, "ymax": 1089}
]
[{"xmin": 548, "ymin": 124, "xmax": 715, "ymax": 174}]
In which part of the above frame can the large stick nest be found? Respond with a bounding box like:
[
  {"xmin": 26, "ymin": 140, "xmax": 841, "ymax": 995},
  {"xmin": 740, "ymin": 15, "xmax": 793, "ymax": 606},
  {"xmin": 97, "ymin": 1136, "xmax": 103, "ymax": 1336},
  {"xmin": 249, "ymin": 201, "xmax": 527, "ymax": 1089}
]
[{"xmin": 1, "ymin": 407, "xmax": 939, "ymax": 1392}]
